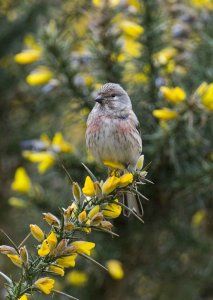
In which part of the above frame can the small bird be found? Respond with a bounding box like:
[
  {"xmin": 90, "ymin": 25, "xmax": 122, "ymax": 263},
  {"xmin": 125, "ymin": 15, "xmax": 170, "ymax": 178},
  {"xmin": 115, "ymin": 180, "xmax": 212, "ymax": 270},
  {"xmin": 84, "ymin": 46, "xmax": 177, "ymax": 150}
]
[{"xmin": 86, "ymin": 83, "xmax": 143, "ymax": 215}]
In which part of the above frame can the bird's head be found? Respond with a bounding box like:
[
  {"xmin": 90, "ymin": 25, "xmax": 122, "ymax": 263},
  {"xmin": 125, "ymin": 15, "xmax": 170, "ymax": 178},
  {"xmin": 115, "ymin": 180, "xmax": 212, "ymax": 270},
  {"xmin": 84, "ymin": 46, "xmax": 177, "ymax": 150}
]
[{"xmin": 94, "ymin": 83, "xmax": 132, "ymax": 111}]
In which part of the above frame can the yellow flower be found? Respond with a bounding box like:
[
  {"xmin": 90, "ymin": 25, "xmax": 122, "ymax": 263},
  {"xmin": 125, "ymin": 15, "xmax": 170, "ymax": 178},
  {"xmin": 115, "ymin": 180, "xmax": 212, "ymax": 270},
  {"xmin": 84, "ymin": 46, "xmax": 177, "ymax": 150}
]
[
  {"xmin": 30, "ymin": 224, "xmax": 45, "ymax": 241},
  {"xmin": 152, "ymin": 108, "xmax": 178, "ymax": 121},
  {"xmin": 106, "ymin": 260, "xmax": 124, "ymax": 280},
  {"xmin": 23, "ymin": 151, "xmax": 56, "ymax": 173},
  {"xmin": 191, "ymin": 209, "xmax": 206, "ymax": 227},
  {"xmin": 11, "ymin": 167, "xmax": 31, "ymax": 194},
  {"xmin": 88, "ymin": 205, "xmax": 100, "ymax": 219},
  {"xmin": 198, "ymin": 82, "xmax": 213, "ymax": 111},
  {"xmin": 82, "ymin": 176, "xmax": 95, "ymax": 197},
  {"xmin": 122, "ymin": 37, "xmax": 142, "ymax": 58},
  {"xmin": 127, "ymin": 0, "xmax": 143, "ymax": 11},
  {"xmin": 66, "ymin": 270, "xmax": 88, "ymax": 286},
  {"xmin": 26, "ymin": 66, "xmax": 53, "ymax": 86},
  {"xmin": 56, "ymin": 254, "xmax": 77, "ymax": 268},
  {"xmin": 118, "ymin": 174, "xmax": 133, "ymax": 188},
  {"xmin": 7, "ymin": 254, "xmax": 23, "ymax": 268},
  {"xmin": 71, "ymin": 241, "xmax": 95, "ymax": 256},
  {"xmin": 52, "ymin": 132, "xmax": 73, "ymax": 153},
  {"xmin": 103, "ymin": 160, "xmax": 124, "ymax": 170},
  {"xmin": 160, "ymin": 86, "xmax": 186, "ymax": 104},
  {"xmin": 136, "ymin": 155, "xmax": 144, "ymax": 170},
  {"xmin": 38, "ymin": 240, "xmax": 50, "ymax": 257},
  {"xmin": 8, "ymin": 197, "xmax": 27, "ymax": 208},
  {"xmin": 191, "ymin": 0, "xmax": 213, "ymax": 9},
  {"xmin": 93, "ymin": 0, "xmax": 119, "ymax": 7},
  {"xmin": 46, "ymin": 232, "xmax": 57, "ymax": 251},
  {"xmin": 78, "ymin": 210, "xmax": 87, "ymax": 222},
  {"xmin": 18, "ymin": 295, "xmax": 28, "ymax": 300},
  {"xmin": 196, "ymin": 82, "xmax": 208, "ymax": 96},
  {"xmin": 34, "ymin": 277, "xmax": 55, "ymax": 295},
  {"xmin": 119, "ymin": 20, "xmax": 144, "ymax": 38},
  {"xmin": 154, "ymin": 47, "xmax": 177, "ymax": 65},
  {"xmin": 102, "ymin": 176, "xmax": 120, "ymax": 194},
  {"xmin": 103, "ymin": 201, "xmax": 122, "ymax": 219},
  {"xmin": 49, "ymin": 265, "xmax": 65, "ymax": 277},
  {"xmin": 14, "ymin": 49, "xmax": 42, "ymax": 64}
]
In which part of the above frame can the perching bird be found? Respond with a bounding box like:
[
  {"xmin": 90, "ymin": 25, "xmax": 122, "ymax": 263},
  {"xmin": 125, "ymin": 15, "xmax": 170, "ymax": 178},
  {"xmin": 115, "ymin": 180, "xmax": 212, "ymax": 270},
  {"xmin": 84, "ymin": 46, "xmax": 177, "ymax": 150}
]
[{"xmin": 86, "ymin": 83, "xmax": 143, "ymax": 215}]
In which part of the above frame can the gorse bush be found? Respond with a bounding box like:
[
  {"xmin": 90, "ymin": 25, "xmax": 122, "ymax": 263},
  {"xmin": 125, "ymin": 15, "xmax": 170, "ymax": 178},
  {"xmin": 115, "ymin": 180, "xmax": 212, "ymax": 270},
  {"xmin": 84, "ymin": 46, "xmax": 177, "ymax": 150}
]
[{"xmin": 0, "ymin": 0, "xmax": 212, "ymax": 299}]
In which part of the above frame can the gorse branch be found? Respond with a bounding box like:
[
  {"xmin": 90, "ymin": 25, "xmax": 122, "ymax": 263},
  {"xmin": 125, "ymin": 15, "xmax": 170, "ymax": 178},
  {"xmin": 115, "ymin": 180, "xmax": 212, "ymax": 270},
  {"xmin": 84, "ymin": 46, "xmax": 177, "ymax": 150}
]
[{"xmin": 0, "ymin": 157, "xmax": 148, "ymax": 300}]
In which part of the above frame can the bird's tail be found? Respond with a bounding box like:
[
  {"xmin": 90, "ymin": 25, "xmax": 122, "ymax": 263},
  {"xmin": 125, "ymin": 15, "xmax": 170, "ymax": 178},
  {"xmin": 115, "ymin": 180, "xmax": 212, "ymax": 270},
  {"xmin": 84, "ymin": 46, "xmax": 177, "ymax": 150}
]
[{"xmin": 121, "ymin": 191, "xmax": 143, "ymax": 217}]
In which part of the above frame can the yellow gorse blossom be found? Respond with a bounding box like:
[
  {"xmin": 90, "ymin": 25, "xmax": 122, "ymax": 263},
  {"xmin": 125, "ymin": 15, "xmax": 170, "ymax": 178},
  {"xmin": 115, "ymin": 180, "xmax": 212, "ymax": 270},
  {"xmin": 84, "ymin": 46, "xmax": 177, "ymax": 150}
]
[
  {"xmin": 38, "ymin": 231, "xmax": 57, "ymax": 256},
  {"xmin": 119, "ymin": 174, "xmax": 133, "ymax": 188},
  {"xmin": 18, "ymin": 295, "xmax": 28, "ymax": 300},
  {"xmin": 88, "ymin": 205, "xmax": 100, "ymax": 219},
  {"xmin": 122, "ymin": 37, "xmax": 142, "ymax": 58},
  {"xmin": 196, "ymin": 82, "xmax": 213, "ymax": 111},
  {"xmin": 103, "ymin": 200, "xmax": 122, "ymax": 219},
  {"xmin": 82, "ymin": 176, "xmax": 96, "ymax": 197},
  {"xmin": 30, "ymin": 224, "xmax": 45, "ymax": 242},
  {"xmin": 46, "ymin": 231, "xmax": 57, "ymax": 251},
  {"xmin": 102, "ymin": 176, "xmax": 120, "ymax": 194},
  {"xmin": 23, "ymin": 151, "xmax": 56, "ymax": 173},
  {"xmin": 7, "ymin": 254, "xmax": 23, "ymax": 268},
  {"xmin": 56, "ymin": 254, "xmax": 78, "ymax": 268},
  {"xmin": 52, "ymin": 132, "xmax": 73, "ymax": 153},
  {"xmin": 191, "ymin": 0, "xmax": 213, "ymax": 9},
  {"xmin": 14, "ymin": 49, "xmax": 42, "ymax": 64},
  {"xmin": 106, "ymin": 259, "xmax": 124, "ymax": 280},
  {"xmin": 8, "ymin": 197, "xmax": 27, "ymax": 208},
  {"xmin": 119, "ymin": 20, "xmax": 144, "ymax": 38},
  {"xmin": 152, "ymin": 108, "xmax": 178, "ymax": 121},
  {"xmin": 191, "ymin": 209, "xmax": 206, "ymax": 227},
  {"xmin": 71, "ymin": 241, "xmax": 95, "ymax": 256},
  {"xmin": 92, "ymin": 0, "xmax": 119, "ymax": 7},
  {"xmin": 103, "ymin": 160, "xmax": 124, "ymax": 170},
  {"xmin": 38, "ymin": 240, "xmax": 50, "ymax": 257},
  {"xmin": 34, "ymin": 277, "xmax": 55, "ymax": 295},
  {"xmin": 11, "ymin": 167, "xmax": 31, "ymax": 194},
  {"xmin": 49, "ymin": 265, "xmax": 65, "ymax": 277},
  {"xmin": 66, "ymin": 270, "xmax": 88, "ymax": 286},
  {"xmin": 102, "ymin": 173, "xmax": 133, "ymax": 194},
  {"xmin": 154, "ymin": 47, "xmax": 177, "ymax": 65},
  {"xmin": 160, "ymin": 86, "xmax": 186, "ymax": 104},
  {"xmin": 26, "ymin": 66, "xmax": 53, "ymax": 86},
  {"xmin": 78, "ymin": 210, "xmax": 87, "ymax": 222}
]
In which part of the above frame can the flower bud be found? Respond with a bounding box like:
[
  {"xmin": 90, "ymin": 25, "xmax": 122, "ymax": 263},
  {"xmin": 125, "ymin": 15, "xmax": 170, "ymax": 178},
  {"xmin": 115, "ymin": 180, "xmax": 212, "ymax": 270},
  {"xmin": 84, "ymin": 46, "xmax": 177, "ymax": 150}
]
[
  {"xmin": 94, "ymin": 182, "xmax": 102, "ymax": 198},
  {"xmin": 19, "ymin": 246, "xmax": 28, "ymax": 264},
  {"xmin": 30, "ymin": 224, "xmax": 44, "ymax": 242},
  {"xmin": 0, "ymin": 245, "xmax": 17, "ymax": 255},
  {"xmin": 72, "ymin": 182, "xmax": 81, "ymax": 203},
  {"xmin": 88, "ymin": 205, "xmax": 100, "ymax": 219},
  {"xmin": 78, "ymin": 210, "xmax": 87, "ymax": 222},
  {"xmin": 140, "ymin": 171, "xmax": 148, "ymax": 179},
  {"xmin": 136, "ymin": 154, "xmax": 144, "ymax": 170},
  {"xmin": 43, "ymin": 213, "xmax": 60, "ymax": 226},
  {"xmin": 100, "ymin": 221, "xmax": 113, "ymax": 230},
  {"xmin": 90, "ymin": 212, "xmax": 103, "ymax": 226}
]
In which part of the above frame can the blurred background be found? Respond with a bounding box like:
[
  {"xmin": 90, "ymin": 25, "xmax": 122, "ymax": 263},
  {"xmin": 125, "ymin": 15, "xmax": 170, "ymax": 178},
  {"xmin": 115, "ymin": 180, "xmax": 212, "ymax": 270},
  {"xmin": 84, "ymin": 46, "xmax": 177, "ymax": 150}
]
[{"xmin": 0, "ymin": 0, "xmax": 213, "ymax": 299}]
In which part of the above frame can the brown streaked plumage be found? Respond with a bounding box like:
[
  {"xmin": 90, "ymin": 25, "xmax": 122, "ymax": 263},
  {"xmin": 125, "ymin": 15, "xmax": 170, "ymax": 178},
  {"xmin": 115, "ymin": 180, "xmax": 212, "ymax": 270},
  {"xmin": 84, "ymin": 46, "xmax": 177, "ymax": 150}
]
[{"xmin": 86, "ymin": 83, "xmax": 143, "ymax": 215}]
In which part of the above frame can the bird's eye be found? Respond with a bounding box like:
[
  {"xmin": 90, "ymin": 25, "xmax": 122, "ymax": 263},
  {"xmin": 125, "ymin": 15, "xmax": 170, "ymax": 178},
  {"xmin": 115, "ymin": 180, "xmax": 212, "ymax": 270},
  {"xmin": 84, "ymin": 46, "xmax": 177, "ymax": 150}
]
[{"xmin": 111, "ymin": 94, "xmax": 116, "ymax": 98}]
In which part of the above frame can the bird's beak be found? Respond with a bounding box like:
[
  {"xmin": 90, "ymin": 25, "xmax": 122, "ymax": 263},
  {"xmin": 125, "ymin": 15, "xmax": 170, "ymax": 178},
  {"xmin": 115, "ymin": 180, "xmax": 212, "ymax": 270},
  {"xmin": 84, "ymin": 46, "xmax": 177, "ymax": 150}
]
[{"xmin": 95, "ymin": 95, "xmax": 104, "ymax": 103}]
